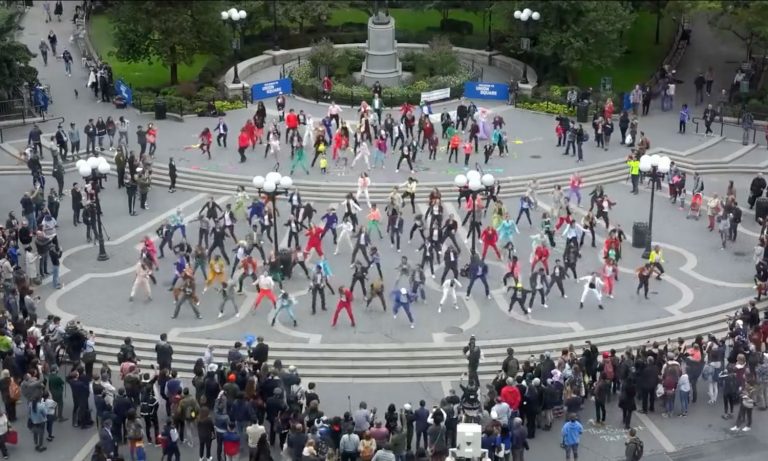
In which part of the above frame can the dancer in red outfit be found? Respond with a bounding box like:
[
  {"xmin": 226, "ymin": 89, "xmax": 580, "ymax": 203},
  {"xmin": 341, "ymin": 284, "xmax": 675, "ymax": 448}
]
[
  {"xmin": 304, "ymin": 224, "xmax": 325, "ymax": 259},
  {"xmin": 480, "ymin": 225, "xmax": 501, "ymax": 260},
  {"xmin": 602, "ymin": 259, "xmax": 616, "ymax": 298},
  {"xmin": 244, "ymin": 119, "xmax": 257, "ymax": 149},
  {"xmin": 331, "ymin": 286, "xmax": 355, "ymax": 327},
  {"xmin": 531, "ymin": 242, "xmax": 550, "ymax": 274},
  {"xmin": 253, "ymin": 272, "xmax": 277, "ymax": 310}
]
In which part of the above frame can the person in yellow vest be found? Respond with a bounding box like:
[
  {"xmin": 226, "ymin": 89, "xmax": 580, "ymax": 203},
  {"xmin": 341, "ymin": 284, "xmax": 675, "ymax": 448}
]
[
  {"xmin": 648, "ymin": 245, "xmax": 664, "ymax": 280},
  {"xmin": 627, "ymin": 153, "xmax": 640, "ymax": 194},
  {"xmin": 204, "ymin": 254, "xmax": 227, "ymax": 292}
]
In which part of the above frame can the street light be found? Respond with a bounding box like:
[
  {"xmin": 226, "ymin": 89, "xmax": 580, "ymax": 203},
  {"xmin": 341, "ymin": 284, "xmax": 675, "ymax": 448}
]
[
  {"xmin": 486, "ymin": 3, "xmax": 493, "ymax": 52},
  {"xmin": 454, "ymin": 170, "xmax": 495, "ymax": 255},
  {"xmin": 77, "ymin": 156, "xmax": 110, "ymax": 261},
  {"xmin": 638, "ymin": 154, "xmax": 671, "ymax": 259},
  {"xmin": 253, "ymin": 172, "xmax": 293, "ymax": 248},
  {"xmin": 271, "ymin": 0, "xmax": 279, "ymax": 51},
  {"xmin": 221, "ymin": 7, "xmax": 247, "ymax": 85},
  {"xmin": 513, "ymin": 8, "xmax": 540, "ymax": 84}
]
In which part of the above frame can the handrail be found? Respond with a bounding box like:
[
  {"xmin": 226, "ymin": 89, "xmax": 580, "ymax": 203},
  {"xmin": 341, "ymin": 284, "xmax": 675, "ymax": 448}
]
[{"xmin": 0, "ymin": 116, "xmax": 64, "ymax": 144}]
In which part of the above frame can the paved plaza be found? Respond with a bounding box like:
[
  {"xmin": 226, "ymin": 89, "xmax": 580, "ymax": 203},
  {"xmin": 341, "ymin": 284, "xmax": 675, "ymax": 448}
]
[{"xmin": 0, "ymin": 3, "xmax": 767, "ymax": 461}]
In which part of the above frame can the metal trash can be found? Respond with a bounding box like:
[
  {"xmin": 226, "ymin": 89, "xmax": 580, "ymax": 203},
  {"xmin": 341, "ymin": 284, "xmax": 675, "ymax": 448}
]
[
  {"xmin": 154, "ymin": 98, "xmax": 167, "ymax": 120},
  {"xmin": 576, "ymin": 101, "xmax": 590, "ymax": 123},
  {"xmin": 632, "ymin": 222, "xmax": 649, "ymax": 248},
  {"xmin": 756, "ymin": 197, "xmax": 768, "ymax": 223}
]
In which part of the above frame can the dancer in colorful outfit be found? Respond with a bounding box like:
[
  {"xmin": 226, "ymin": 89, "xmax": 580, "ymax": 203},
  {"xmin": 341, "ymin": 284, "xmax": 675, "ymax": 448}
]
[
  {"xmin": 253, "ymin": 271, "xmax": 277, "ymax": 311},
  {"xmin": 391, "ymin": 287, "xmax": 416, "ymax": 328},
  {"xmin": 496, "ymin": 213, "xmax": 519, "ymax": 258},
  {"xmin": 232, "ymin": 186, "xmax": 250, "ymax": 222},
  {"xmin": 331, "ymin": 285, "xmax": 355, "ymax": 327},
  {"xmin": 271, "ymin": 291, "xmax": 298, "ymax": 327},
  {"xmin": 366, "ymin": 204, "xmax": 384, "ymax": 239}
]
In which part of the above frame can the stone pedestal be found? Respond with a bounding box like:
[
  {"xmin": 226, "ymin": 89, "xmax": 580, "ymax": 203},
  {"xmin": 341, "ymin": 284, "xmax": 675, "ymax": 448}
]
[{"xmin": 360, "ymin": 16, "xmax": 403, "ymax": 87}]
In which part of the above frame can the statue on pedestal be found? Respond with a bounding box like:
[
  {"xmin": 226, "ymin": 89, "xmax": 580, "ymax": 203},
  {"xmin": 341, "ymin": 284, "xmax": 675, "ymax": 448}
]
[{"xmin": 372, "ymin": 0, "xmax": 390, "ymax": 24}]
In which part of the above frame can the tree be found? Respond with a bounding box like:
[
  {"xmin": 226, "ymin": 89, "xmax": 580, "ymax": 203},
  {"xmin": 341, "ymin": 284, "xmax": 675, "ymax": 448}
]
[
  {"xmin": 109, "ymin": 1, "xmax": 225, "ymax": 86},
  {"xmin": 497, "ymin": 1, "xmax": 635, "ymax": 83},
  {"xmin": 275, "ymin": 0, "xmax": 332, "ymax": 33},
  {"xmin": 0, "ymin": 6, "xmax": 37, "ymax": 100}
]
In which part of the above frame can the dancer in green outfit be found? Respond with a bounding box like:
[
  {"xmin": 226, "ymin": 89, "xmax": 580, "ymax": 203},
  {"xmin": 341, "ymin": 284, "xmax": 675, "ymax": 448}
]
[{"xmin": 290, "ymin": 143, "xmax": 310, "ymax": 175}]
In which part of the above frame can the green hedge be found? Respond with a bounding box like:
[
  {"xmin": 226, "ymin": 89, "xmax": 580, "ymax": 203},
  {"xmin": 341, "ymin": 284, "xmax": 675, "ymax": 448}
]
[{"xmin": 290, "ymin": 61, "xmax": 478, "ymax": 106}]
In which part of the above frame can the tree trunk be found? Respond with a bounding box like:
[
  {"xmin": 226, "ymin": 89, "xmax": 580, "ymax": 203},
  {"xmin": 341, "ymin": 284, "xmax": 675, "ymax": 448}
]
[
  {"xmin": 655, "ymin": 2, "xmax": 662, "ymax": 45},
  {"xmin": 170, "ymin": 63, "xmax": 179, "ymax": 86},
  {"xmin": 169, "ymin": 44, "xmax": 178, "ymax": 85}
]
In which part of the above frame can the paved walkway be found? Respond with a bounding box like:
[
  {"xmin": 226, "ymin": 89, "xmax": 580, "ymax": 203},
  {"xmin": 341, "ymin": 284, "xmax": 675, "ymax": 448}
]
[{"xmin": 672, "ymin": 12, "xmax": 747, "ymax": 110}]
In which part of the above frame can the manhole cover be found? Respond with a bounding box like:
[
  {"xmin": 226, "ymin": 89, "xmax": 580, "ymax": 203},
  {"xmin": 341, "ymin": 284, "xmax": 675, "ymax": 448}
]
[
  {"xmin": 733, "ymin": 251, "xmax": 747, "ymax": 257},
  {"xmin": 530, "ymin": 155, "xmax": 542, "ymax": 159},
  {"xmin": 444, "ymin": 326, "xmax": 463, "ymax": 334}
]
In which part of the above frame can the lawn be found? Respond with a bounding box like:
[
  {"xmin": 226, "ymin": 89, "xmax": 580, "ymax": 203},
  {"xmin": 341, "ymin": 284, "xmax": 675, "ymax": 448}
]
[
  {"xmin": 88, "ymin": 15, "xmax": 209, "ymax": 89},
  {"xmin": 328, "ymin": 7, "xmax": 493, "ymax": 33},
  {"xmin": 576, "ymin": 11, "xmax": 677, "ymax": 91}
]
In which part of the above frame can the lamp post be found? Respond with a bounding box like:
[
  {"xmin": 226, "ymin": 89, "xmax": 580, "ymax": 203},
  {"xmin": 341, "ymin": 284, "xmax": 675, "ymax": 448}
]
[
  {"xmin": 221, "ymin": 8, "xmax": 247, "ymax": 85},
  {"xmin": 271, "ymin": 0, "xmax": 279, "ymax": 51},
  {"xmin": 454, "ymin": 170, "xmax": 495, "ymax": 255},
  {"xmin": 513, "ymin": 8, "xmax": 540, "ymax": 85},
  {"xmin": 77, "ymin": 156, "xmax": 111, "ymax": 261},
  {"xmin": 252, "ymin": 172, "xmax": 293, "ymax": 249},
  {"xmin": 486, "ymin": 3, "xmax": 493, "ymax": 52},
  {"xmin": 638, "ymin": 154, "xmax": 671, "ymax": 259}
]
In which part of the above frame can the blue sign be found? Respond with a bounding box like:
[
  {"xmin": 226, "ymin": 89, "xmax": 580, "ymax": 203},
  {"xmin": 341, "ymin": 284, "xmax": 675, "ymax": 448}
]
[
  {"xmin": 115, "ymin": 79, "xmax": 132, "ymax": 105},
  {"xmin": 463, "ymin": 82, "xmax": 510, "ymax": 100},
  {"xmin": 251, "ymin": 78, "xmax": 293, "ymax": 100}
]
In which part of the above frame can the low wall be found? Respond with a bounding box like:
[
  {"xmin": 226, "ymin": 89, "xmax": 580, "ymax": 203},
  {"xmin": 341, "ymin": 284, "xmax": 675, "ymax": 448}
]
[{"xmin": 222, "ymin": 43, "xmax": 537, "ymax": 97}]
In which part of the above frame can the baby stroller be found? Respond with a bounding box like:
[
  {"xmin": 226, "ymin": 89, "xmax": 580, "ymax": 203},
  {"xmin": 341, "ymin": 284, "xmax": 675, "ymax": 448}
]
[{"xmin": 686, "ymin": 193, "xmax": 703, "ymax": 220}]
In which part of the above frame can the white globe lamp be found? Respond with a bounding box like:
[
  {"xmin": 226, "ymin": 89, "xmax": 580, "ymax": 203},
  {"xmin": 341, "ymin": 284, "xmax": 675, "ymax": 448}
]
[{"xmin": 252, "ymin": 175, "xmax": 265, "ymax": 188}]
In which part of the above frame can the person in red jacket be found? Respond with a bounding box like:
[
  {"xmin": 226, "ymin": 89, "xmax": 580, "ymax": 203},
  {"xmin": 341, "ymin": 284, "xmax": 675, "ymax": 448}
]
[
  {"xmin": 331, "ymin": 285, "xmax": 355, "ymax": 327},
  {"xmin": 531, "ymin": 242, "xmax": 550, "ymax": 274},
  {"xmin": 448, "ymin": 133, "xmax": 461, "ymax": 163},
  {"xmin": 480, "ymin": 225, "xmax": 501, "ymax": 260},
  {"xmin": 421, "ymin": 120, "xmax": 434, "ymax": 150},
  {"xmin": 322, "ymin": 75, "xmax": 333, "ymax": 100},
  {"xmin": 237, "ymin": 128, "xmax": 250, "ymax": 163},
  {"xmin": 499, "ymin": 378, "xmax": 522, "ymax": 411},
  {"xmin": 244, "ymin": 119, "xmax": 257, "ymax": 150},
  {"xmin": 199, "ymin": 127, "xmax": 212, "ymax": 159},
  {"xmin": 285, "ymin": 108, "xmax": 299, "ymax": 143},
  {"xmin": 304, "ymin": 224, "xmax": 325, "ymax": 259}
]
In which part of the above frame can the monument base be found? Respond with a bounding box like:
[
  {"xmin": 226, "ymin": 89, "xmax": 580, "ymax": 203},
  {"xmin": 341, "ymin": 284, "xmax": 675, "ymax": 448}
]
[
  {"xmin": 360, "ymin": 15, "xmax": 403, "ymax": 88},
  {"xmin": 354, "ymin": 70, "xmax": 411, "ymax": 88}
]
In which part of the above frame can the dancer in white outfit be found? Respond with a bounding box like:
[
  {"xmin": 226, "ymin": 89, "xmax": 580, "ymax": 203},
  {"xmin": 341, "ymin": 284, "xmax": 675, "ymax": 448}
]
[
  {"xmin": 351, "ymin": 141, "xmax": 371, "ymax": 171},
  {"xmin": 334, "ymin": 219, "xmax": 355, "ymax": 255},
  {"xmin": 356, "ymin": 172, "xmax": 372, "ymax": 208},
  {"xmin": 129, "ymin": 261, "xmax": 153, "ymax": 301},
  {"xmin": 439, "ymin": 278, "xmax": 462, "ymax": 313},
  {"xmin": 579, "ymin": 272, "xmax": 604, "ymax": 309}
]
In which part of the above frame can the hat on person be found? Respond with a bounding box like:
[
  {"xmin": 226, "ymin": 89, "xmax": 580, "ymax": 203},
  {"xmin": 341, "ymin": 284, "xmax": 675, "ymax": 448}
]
[
  {"xmin": 602, "ymin": 351, "xmax": 610, "ymax": 359},
  {"xmin": 207, "ymin": 363, "xmax": 218, "ymax": 373},
  {"xmin": 403, "ymin": 403, "xmax": 412, "ymax": 411},
  {"xmin": 141, "ymin": 373, "xmax": 151, "ymax": 383},
  {"xmin": 227, "ymin": 373, "xmax": 236, "ymax": 382}
]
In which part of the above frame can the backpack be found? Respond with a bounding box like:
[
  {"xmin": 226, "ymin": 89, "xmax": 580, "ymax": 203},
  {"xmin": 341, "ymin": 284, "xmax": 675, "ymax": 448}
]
[
  {"xmin": 603, "ymin": 360, "xmax": 615, "ymax": 380},
  {"xmin": 631, "ymin": 439, "xmax": 644, "ymax": 460},
  {"xmin": 360, "ymin": 440, "xmax": 375, "ymax": 461},
  {"xmin": 8, "ymin": 379, "xmax": 20, "ymax": 402},
  {"xmin": 184, "ymin": 402, "xmax": 197, "ymax": 421}
]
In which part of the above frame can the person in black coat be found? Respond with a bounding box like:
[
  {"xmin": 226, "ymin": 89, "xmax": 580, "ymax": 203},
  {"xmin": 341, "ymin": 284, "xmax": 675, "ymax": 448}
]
[
  {"xmin": 618, "ymin": 378, "xmax": 637, "ymax": 430},
  {"xmin": 637, "ymin": 357, "xmax": 659, "ymax": 413},
  {"xmin": 168, "ymin": 158, "xmax": 177, "ymax": 193},
  {"xmin": 67, "ymin": 369, "xmax": 93, "ymax": 428}
]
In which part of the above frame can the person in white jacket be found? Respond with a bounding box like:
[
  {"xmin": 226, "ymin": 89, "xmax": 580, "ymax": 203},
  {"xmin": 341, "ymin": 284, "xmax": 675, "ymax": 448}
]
[
  {"xmin": 129, "ymin": 260, "xmax": 153, "ymax": 302},
  {"xmin": 579, "ymin": 272, "xmax": 604, "ymax": 310},
  {"xmin": 439, "ymin": 278, "xmax": 462, "ymax": 313},
  {"xmin": 356, "ymin": 172, "xmax": 372, "ymax": 209},
  {"xmin": 334, "ymin": 218, "xmax": 355, "ymax": 255},
  {"xmin": 351, "ymin": 139, "xmax": 371, "ymax": 171}
]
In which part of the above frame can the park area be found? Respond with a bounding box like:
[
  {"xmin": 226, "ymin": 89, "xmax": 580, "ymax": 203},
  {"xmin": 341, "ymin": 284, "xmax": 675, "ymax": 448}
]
[{"xmin": 87, "ymin": 3, "xmax": 677, "ymax": 97}]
